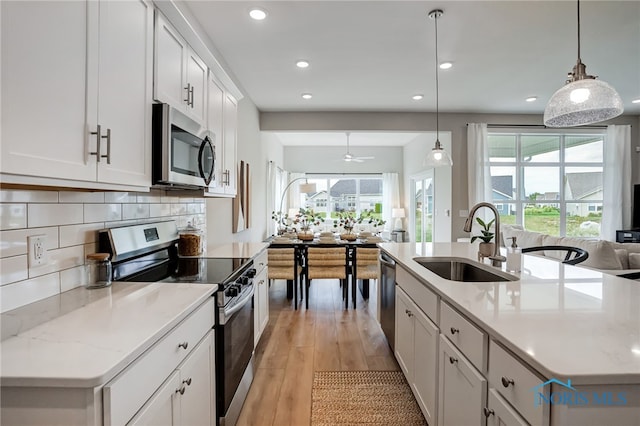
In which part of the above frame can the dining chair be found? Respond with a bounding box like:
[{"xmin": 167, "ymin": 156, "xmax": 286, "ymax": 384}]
[
  {"xmin": 352, "ymin": 247, "xmax": 380, "ymax": 308},
  {"xmin": 304, "ymin": 246, "xmax": 349, "ymax": 309},
  {"xmin": 521, "ymin": 245, "xmax": 589, "ymax": 265},
  {"xmin": 267, "ymin": 247, "xmax": 303, "ymax": 309}
]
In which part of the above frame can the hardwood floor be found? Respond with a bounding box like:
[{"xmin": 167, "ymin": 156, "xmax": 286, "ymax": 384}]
[{"xmin": 237, "ymin": 278, "xmax": 399, "ymax": 426}]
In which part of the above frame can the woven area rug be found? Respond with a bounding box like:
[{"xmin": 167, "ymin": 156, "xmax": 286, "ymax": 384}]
[{"xmin": 311, "ymin": 371, "xmax": 427, "ymax": 426}]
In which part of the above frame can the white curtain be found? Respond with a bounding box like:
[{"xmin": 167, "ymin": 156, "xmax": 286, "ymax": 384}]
[
  {"xmin": 467, "ymin": 123, "xmax": 492, "ymax": 208},
  {"xmin": 601, "ymin": 125, "xmax": 632, "ymax": 241},
  {"xmin": 382, "ymin": 172, "xmax": 400, "ymax": 231}
]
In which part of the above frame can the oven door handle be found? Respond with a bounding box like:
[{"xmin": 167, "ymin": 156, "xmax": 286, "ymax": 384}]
[{"xmin": 220, "ymin": 285, "xmax": 255, "ymax": 324}]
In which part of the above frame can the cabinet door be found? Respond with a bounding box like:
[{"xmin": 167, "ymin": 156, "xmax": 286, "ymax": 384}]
[
  {"xmin": 223, "ymin": 94, "xmax": 238, "ymax": 195},
  {"xmin": 1, "ymin": 1, "xmax": 95, "ymax": 182},
  {"xmin": 412, "ymin": 305, "xmax": 439, "ymax": 426},
  {"xmin": 129, "ymin": 370, "xmax": 181, "ymax": 426},
  {"xmin": 186, "ymin": 51, "xmax": 207, "ymax": 125},
  {"xmin": 438, "ymin": 335, "xmax": 487, "ymax": 426},
  {"xmin": 154, "ymin": 12, "xmax": 188, "ymax": 108},
  {"xmin": 486, "ymin": 389, "xmax": 528, "ymax": 426},
  {"xmin": 394, "ymin": 288, "xmax": 414, "ymax": 379},
  {"xmin": 206, "ymin": 73, "xmax": 225, "ymax": 194},
  {"xmin": 93, "ymin": 0, "xmax": 152, "ymax": 187},
  {"xmin": 254, "ymin": 267, "xmax": 269, "ymax": 347},
  {"xmin": 179, "ymin": 333, "xmax": 214, "ymax": 426}
]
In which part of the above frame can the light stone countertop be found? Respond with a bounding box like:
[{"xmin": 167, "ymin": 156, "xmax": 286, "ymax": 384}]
[
  {"xmin": 0, "ymin": 282, "xmax": 216, "ymax": 388},
  {"xmin": 205, "ymin": 242, "xmax": 268, "ymax": 258},
  {"xmin": 379, "ymin": 242, "xmax": 640, "ymax": 385}
]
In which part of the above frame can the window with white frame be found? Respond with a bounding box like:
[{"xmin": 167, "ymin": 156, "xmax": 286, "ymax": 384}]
[{"xmin": 488, "ymin": 132, "xmax": 604, "ymax": 237}]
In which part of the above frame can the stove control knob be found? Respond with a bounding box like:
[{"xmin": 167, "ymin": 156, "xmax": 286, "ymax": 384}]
[
  {"xmin": 246, "ymin": 268, "xmax": 256, "ymax": 278},
  {"xmin": 240, "ymin": 276, "xmax": 249, "ymax": 285},
  {"xmin": 227, "ymin": 287, "xmax": 239, "ymax": 297}
]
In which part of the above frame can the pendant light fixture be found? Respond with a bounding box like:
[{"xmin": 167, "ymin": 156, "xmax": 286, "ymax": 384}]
[
  {"xmin": 543, "ymin": 0, "xmax": 623, "ymax": 127},
  {"xmin": 424, "ymin": 9, "xmax": 453, "ymax": 168}
]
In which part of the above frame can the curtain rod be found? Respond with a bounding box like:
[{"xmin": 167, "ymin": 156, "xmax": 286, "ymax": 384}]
[{"xmin": 466, "ymin": 123, "xmax": 609, "ymax": 129}]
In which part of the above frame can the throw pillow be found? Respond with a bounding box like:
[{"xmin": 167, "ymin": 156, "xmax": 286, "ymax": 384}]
[
  {"xmin": 615, "ymin": 249, "xmax": 630, "ymax": 269},
  {"xmin": 629, "ymin": 253, "xmax": 640, "ymax": 269}
]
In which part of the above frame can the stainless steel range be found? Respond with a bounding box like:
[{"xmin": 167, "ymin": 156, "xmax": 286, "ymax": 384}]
[{"xmin": 99, "ymin": 220, "xmax": 256, "ymax": 426}]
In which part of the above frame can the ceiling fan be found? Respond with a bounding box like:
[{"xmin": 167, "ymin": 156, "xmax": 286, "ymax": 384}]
[{"xmin": 342, "ymin": 132, "xmax": 374, "ymax": 163}]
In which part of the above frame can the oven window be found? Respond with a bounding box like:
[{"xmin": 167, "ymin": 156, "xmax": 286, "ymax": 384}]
[
  {"xmin": 218, "ymin": 298, "xmax": 254, "ymax": 414},
  {"xmin": 171, "ymin": 124, "xmax": 201, "ymax": 176}
]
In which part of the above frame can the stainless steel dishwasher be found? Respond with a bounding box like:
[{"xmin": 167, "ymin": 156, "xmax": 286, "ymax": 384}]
[{"xmin": 379, "ymin": 252, "xmax": 396, "ymax": 350}]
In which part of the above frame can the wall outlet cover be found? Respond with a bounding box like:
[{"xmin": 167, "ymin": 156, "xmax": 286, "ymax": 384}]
[{"xmin": 28, "ymin": 235, "xmax": 48, "ymax": 267}]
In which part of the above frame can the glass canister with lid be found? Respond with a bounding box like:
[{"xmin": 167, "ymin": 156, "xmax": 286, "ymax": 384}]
[
  {"xmin": 85, "ymin": 253, "xmax": 112, "ymax": 288},
  {"xmin": 178, "ymin": 221, "xmax": 203, "ymax": 257}
]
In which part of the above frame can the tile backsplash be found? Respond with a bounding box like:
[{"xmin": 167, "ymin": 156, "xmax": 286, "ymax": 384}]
[{"xmin": 0, "ymin": 189, "xmax": 206, "ymax": 313}]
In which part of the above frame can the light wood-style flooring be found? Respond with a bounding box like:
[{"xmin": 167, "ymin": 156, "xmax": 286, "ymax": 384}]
[{"xmin": 237, "ymin": 278, "xmax": 399, "ymax": 426}]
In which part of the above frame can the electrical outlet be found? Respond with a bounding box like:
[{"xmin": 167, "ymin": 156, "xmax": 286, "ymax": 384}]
[{"xmin": 28, "ymin": 235, "xmax": 47, "ymax": 267}]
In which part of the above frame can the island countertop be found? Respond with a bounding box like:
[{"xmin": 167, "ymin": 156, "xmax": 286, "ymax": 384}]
[
  {"xmin": 1, "ymin": 282, "xmax": 216, "ymax": 388},
  {"xmin": 206, "ymin": 242, "xmax": 268, "ymax": 258},
  {"xmin": 379, "ymin": 242, "xmax": 640, "ymax": 385}
]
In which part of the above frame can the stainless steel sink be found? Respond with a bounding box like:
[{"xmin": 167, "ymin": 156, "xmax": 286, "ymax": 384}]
[{"xmin": 413, "ymin": 257, "xmax": 517, "ymax": 282}]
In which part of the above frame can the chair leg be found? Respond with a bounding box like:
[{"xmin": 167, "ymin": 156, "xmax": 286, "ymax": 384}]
[
  {"xmin": 293, "ymin": 276, "xmax": 298, "ymax": 310},
  {"xmin": 305, "ymin": 276, "xmax": 310, "ymax": 309}
]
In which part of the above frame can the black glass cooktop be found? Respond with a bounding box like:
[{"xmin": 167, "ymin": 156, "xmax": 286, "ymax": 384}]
[{"xmin": 118, "ymin": 256, "xmax": 251, "ymax": 285}]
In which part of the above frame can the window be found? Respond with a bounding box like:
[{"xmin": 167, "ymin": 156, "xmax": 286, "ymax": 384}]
[
  {"xmin": 488, "ymin": 132, "xmax": 604, "ymax": 237},
  {"xmin": 300, "ymin": 176, "xmax": 383, "ymax": 221}
]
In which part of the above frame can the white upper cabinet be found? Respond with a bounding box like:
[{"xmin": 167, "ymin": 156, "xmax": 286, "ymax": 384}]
[
  {"xmin": 206, "ymin": 72, "xmax": 225, "ymax": 194},
  {"xmin": 1, "ymin": 0, "xmax": 153, "ymax": 190},
  {"xmin": 154, "ymin": 11, "xmax": 207, "ymax": 126},
  {"xmin": 223, "ymin": 93, "xmax": 238, "ymax": 196}
]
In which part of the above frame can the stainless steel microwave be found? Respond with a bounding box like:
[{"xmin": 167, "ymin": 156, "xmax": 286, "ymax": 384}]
[{"xmin": 152, "ymin": 103, "xmax": 215, "ymax": 189}]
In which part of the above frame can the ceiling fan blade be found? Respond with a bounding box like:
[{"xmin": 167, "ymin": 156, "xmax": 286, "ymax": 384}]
[
  {"xmin": 353, "ymin": 158, "xmax": 365, "ymax": 163},
  {"xmin": 355, "ymin": 156, "xmax": 375, "ymax": 160}
]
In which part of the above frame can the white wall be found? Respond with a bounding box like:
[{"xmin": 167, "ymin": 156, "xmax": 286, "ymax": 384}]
[{"xmin": 283, "ymin": 144, "xmax": 403, "ymax": 174}]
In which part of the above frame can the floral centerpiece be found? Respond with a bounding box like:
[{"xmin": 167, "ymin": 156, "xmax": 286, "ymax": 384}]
[
  {"xmin": 271, "ymin": 210, "xmax": 295, "ymax": 235},
  {"xmin": 357, "ymin": 209, "xmax": 386, "ymax": 234},
  {"xmin": 293, "ymin": 208, "xmax": 323, "ymax": 240},
  {"xmin": 334, "ymin": 211, "xmax": 358, "ymax": 241}
]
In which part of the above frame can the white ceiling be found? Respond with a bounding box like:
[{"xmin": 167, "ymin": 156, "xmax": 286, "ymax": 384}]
[
  {"xmin": 273, "ymin": 131, "xmax": 422, "ymax": 146},
  {"xmin": 179, "ymin": 1, "xmax": 640, "ymax": 146}
]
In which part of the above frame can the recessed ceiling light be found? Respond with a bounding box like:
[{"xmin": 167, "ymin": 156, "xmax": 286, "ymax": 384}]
[
  {"xmin": 632, "ymin": 98, "xmax": 640, "ymax": 104},
  {"xmin": 439, "ymin": 62, "xmax": 453, "ymax": 69},
  {"xmin": 412, "ymin": 94, "xmax": 424, "ymax": 100},
  {"xmin": 301, "ymin": 93, "xmax": 312, "ymax": 100},
  {"xmin": 296, "ymin": 60, "xmax": 310, "ymax": 69},
  {"xmin": 249, "ymin": 8, "xmax": 267, "ymax": 20},
  {"xmin": 526, "ymin": 96, "xmax": 538, "ymax": 102}
]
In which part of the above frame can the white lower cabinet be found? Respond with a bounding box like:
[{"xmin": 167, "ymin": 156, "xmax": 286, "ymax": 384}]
[
  {"xmin": 438, "ymin": 335, "xmax": 487, "ymax": 426},
  {"xmin": 253, "ymin": 250, "xmax": 269, "ymax": 347},
  {"xmin": 485, "ymin": 388, "xmax": 528, "ymax": 426},
  {"xmin": 129, "ymin": 331, "xmax": 215, "ymax": 426},
  {"xmin": 395, "ymin": 287, "xmax": 439, "ymax": 425}
]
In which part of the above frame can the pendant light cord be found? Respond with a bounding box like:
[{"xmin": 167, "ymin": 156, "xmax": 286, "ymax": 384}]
[
  {"xmin": 576, "ymin": 0, "xmax": 581, "ymax": 62},
  {"xmin": 434, "ymin": 11, "xmax": 440, "ymax": 141}
]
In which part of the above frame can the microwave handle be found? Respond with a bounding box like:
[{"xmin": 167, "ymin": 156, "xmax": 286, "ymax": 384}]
[{"xmin": 198, "ymin": 136, "xmax": 215, "ymax": 186}]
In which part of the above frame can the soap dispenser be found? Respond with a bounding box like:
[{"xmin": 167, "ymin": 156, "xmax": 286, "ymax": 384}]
[{"xmin": 506, "ymin": 237, "xmax": 522, "ymax": 273}]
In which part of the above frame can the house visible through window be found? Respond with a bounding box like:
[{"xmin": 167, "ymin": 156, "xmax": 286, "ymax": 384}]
[
  {"xmin": 300, "ymin": 176, "xmax": 383, "ymax": 221},
  {"xmin": 488, "ymin": 132, "xmax": 604, "ymax": 237}
]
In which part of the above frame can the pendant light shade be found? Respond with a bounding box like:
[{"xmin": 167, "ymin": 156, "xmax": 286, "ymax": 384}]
[
  {"xmin": 543, "ymin": 1, "xmax": 623, "ymax": 127},
  {"xmin": 424, "ymin": 9, "xmax": 452, "ymax": 168}
]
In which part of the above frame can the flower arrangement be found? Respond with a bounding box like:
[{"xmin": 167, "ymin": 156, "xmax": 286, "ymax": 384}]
[
  {"xmin": 293, "ymin": 208, "xmax": 323, "ymax": 234},
  {"xmin": 470, "ymin": 217, "xmax": 495, "ymax": 243},
  {"xmin": 357, "ymin": 209, "xmax": 386, "ymax": 233},
  {"xmin": 271, "ymin": 210, "xmax": 295, "ymax": 234},
  {"xmin": 334, "ymin": 211, "xmax": 358, "ymax": 235}
]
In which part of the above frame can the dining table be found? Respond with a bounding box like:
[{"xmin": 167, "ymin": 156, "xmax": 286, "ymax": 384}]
[{"xmin": 267, "ymin": 234, "xmax": 385, "ymax": 309}]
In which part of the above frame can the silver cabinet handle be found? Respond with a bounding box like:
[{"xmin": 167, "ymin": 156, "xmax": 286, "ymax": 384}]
[
  {"xmin": 405, "ymin": 309, "xmax": 413, "ymax": 317},
  {"xmin": 183, "ymin": 378, "xmax": 192, "ymax": 386},
  {"xmin": 501, "ymin": 376, "xmax": 515, "ymax": 388},
  {"xmin": 449, "ymin": 356, "xmax": 458, "ymax": 364},
  {"xmin": 222, "ymin": 170, "xmax": 230, "ymax": 185},
  {"xmin": 102, "ymin": 128, "xmax": 111, "ymax": 164},
  {"xmin": 90, "ymin": 125, "xmax": 102, "ymax": 162},
  {"xmin": 450, "ymin": 327, "xmax": 459, "ymax": 335},
  {"xmin": 189, "ymin": 85, "xmax": 194, "ymax": 107},
  {"xmin": 483, "ymin": 407, "xmax": 495, "ymax": 418},
  {"xmin": 259, "ymin": 280, "xmax": 265, "ymax": 286},
  {"xmin": 178, "ymin": 341, "xmax": 189, "ymax": 350},
  {"xmin": 176, "ymin": 385, "xmax": 186, "ymax": 395},
  {"xmin": 184, "ymin": 83, "xmax": 192, "ymax": 105}
]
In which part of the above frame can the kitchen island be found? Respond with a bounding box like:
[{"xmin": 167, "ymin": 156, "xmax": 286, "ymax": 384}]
[
  {"xmin": 379, "ymin": 242, "xmax": 639, "ymax": 426},
  {"xmin": 1, "ymin": 282, "xmax": 217, "ymax": 425}
]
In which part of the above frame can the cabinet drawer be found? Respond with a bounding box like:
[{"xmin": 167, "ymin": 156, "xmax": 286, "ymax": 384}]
[
  {"xmin": 396, "ymin": 265, "xmax": 438, "ymax": 323},
  {"xmin": 486, "ymin": 388, "xmax": 528, "ymax": 426},
  {"xmin": 440, "ymin": 302, "xmax": 487, "ymax": 372},
  {"xmin": 254, "ymin": 249, "xmax": 268, "ymax": 274},
  {"xmin": 104, "ymin": 297, "xmax": 215, "ymax": 426},
  {"xmin": 488, "ymin": 340, "xmax": 549, "ymax": 426}
]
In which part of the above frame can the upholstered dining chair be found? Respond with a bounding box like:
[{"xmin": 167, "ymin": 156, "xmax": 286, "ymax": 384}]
[
  {"xmin": 521, "ymin": 245, "xmax": 589, "ymax": 265},
  {"xmin": 304, "ymin": 246, "xmax": 349, "ymax": 309},
  {"xmin": 352, "ymin": 247, "xmax": 380, "ymax": 308},
  {"xmin": 268, "ymin": 247, "xmax": 303, "ymax": 309}
]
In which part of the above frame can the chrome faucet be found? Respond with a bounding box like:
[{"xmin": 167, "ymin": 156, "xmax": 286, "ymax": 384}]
[{"xmin": 463, "ymin": 202, "xmax": 507, "ymax": 267}]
